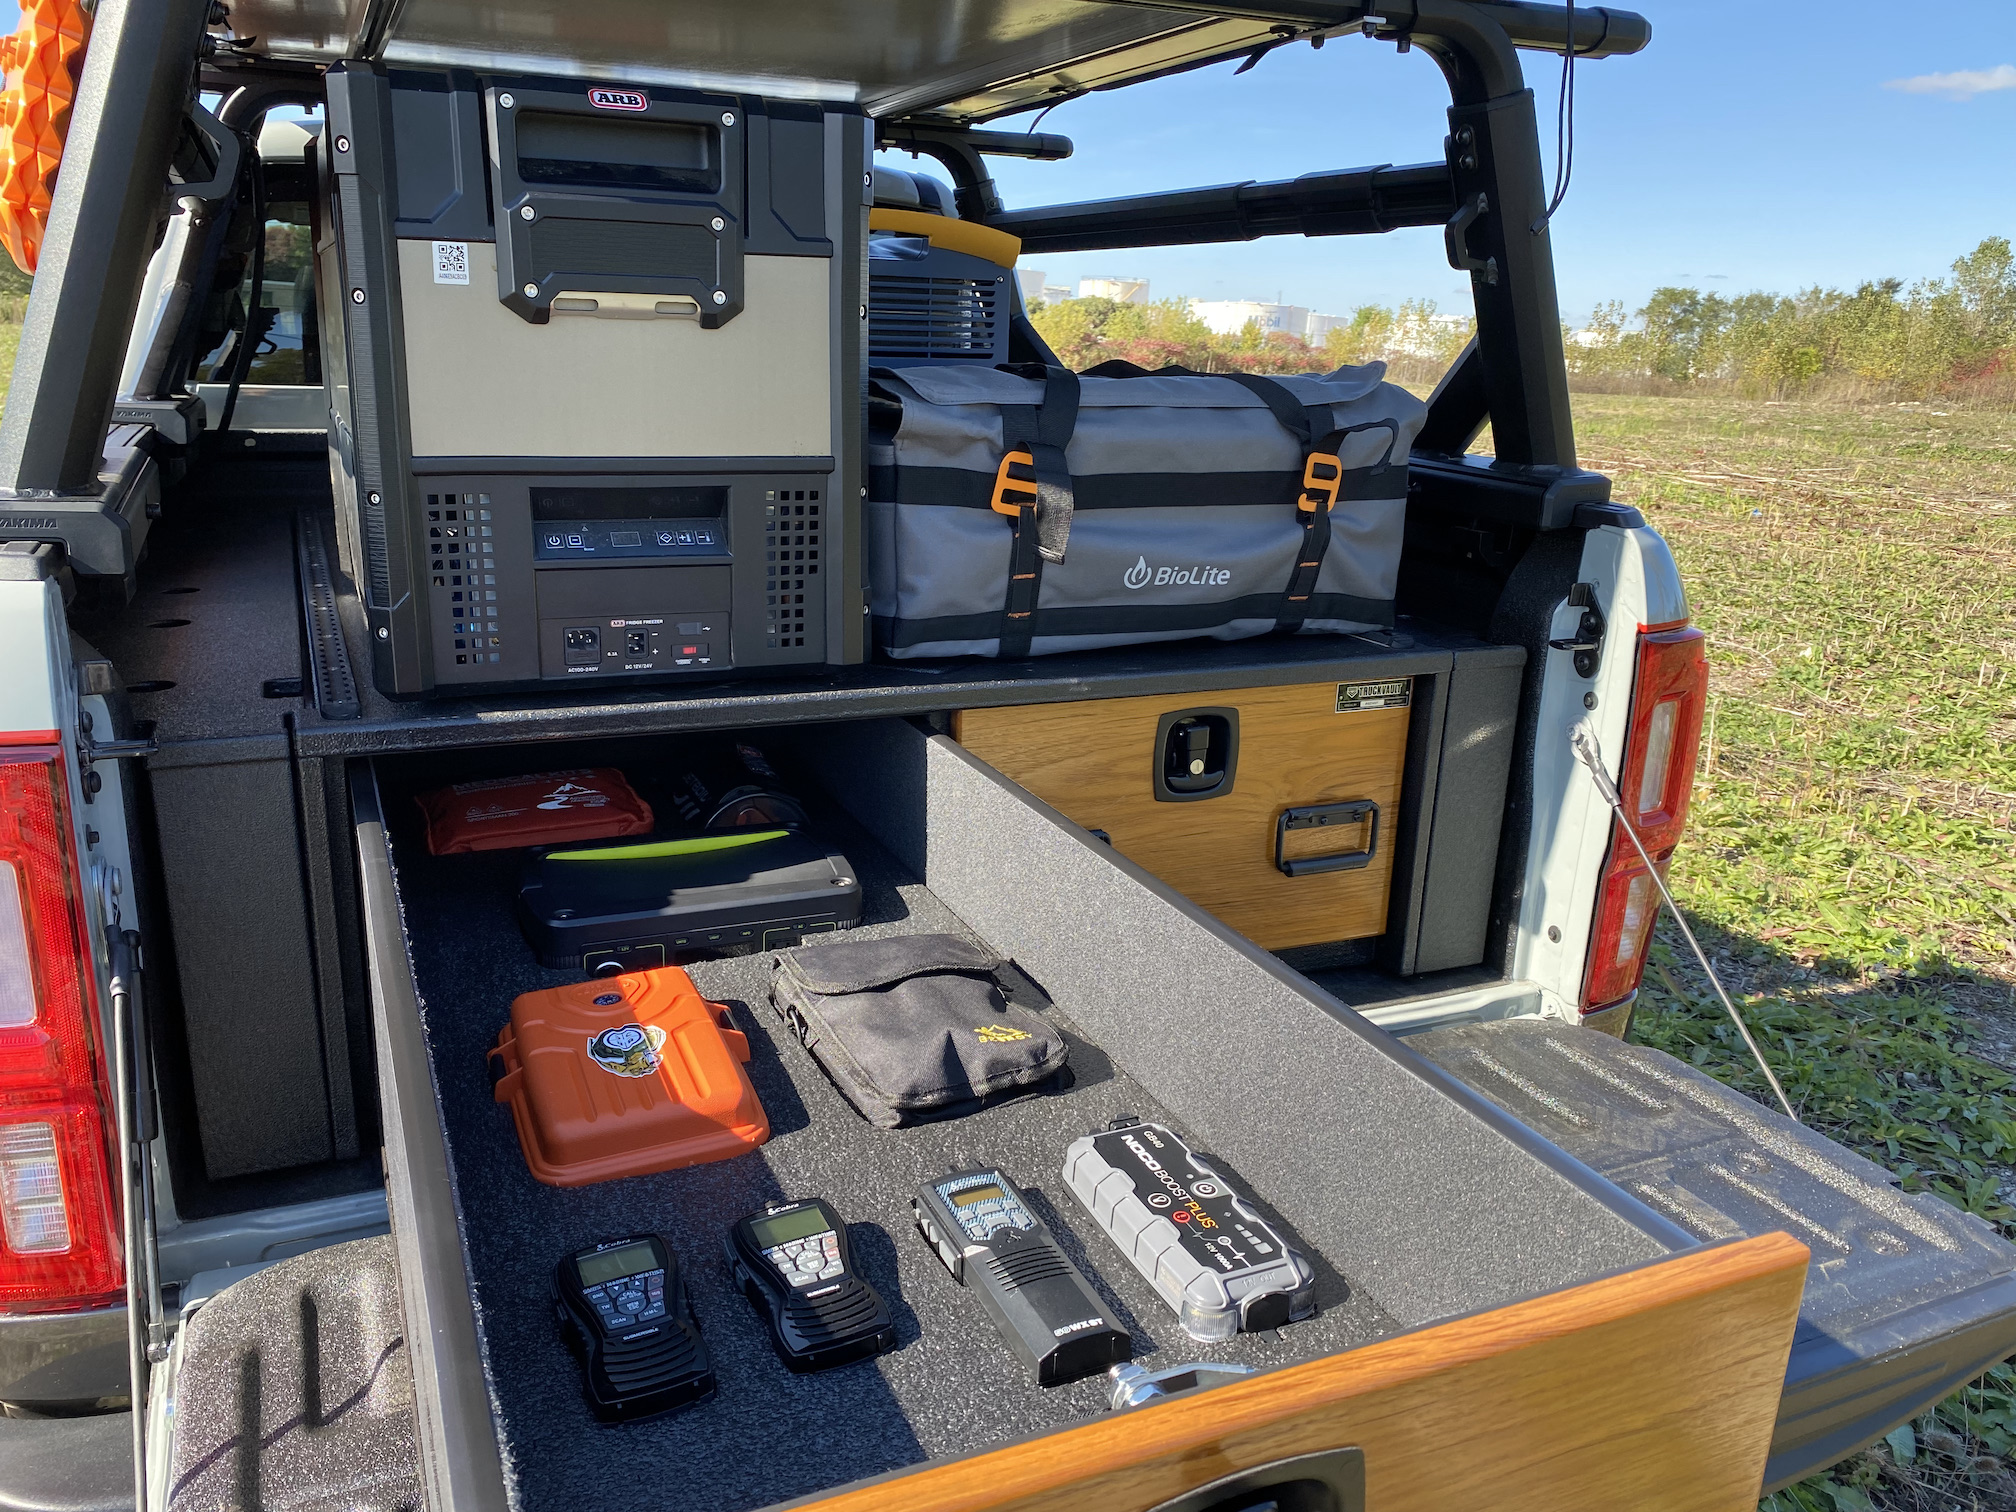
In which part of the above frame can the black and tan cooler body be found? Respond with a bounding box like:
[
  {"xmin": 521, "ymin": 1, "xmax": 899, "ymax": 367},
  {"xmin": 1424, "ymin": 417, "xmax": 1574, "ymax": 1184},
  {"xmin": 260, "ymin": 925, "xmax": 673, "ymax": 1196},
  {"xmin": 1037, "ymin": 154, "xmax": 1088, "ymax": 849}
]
[{"xmin": 319, "ymin": 67, "xmax": 866, "ymax": 696}]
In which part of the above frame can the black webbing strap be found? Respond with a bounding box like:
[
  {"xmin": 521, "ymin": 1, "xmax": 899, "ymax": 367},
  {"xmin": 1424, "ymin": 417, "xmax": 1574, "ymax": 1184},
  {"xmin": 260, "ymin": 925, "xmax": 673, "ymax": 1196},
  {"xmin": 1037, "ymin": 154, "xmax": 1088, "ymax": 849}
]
[
  {"xmin": 1218, "ymin": 374, "xmax": 1363, "ymax": 633},
  {"xmin": 1279, "ymin": 419, "xmax": 1402, "ymax": 631},
  {"xmin": 991, "ymin": 365, "xmax": 1080, "ymax": 659}
]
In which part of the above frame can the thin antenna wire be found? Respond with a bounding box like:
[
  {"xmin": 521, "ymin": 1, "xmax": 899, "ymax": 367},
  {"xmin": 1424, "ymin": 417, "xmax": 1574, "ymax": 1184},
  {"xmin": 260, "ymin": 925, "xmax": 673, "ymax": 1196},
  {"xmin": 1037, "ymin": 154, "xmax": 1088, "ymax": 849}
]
[
  {"xmin": 1569, "ymin": 722, "xmax": 1799, "ymax": 1121},
  {"xmin": 1026, "ymin": 100, "xmax": 1063, "ymax": 135},
  {"xmin": 1531, "ymin": 0, "xmax": 1579, "ymax": 234}
]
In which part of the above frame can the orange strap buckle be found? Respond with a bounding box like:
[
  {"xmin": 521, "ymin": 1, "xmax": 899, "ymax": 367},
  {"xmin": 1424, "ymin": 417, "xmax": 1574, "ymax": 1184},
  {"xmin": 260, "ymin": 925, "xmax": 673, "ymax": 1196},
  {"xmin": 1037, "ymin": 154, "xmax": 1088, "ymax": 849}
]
[
  {"xmin": 1299, "ymin": 451, "xmax": 1343, "ymax": 514},
  {"xmin": 991, "ymin": 449, "xmax": 1038, "ymax": 517}
]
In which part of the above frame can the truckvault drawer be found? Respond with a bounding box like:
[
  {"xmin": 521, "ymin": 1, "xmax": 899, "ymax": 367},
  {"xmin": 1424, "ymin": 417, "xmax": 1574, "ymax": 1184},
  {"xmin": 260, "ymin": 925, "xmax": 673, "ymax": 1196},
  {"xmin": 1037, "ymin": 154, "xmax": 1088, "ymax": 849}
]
[
  {"xmin": 954, "ymin": 682, "xmax": 1410, "ymax": 950},
  {"xmin": 353, "ymin": 717, "xmax": 1802, "ymax": 1512}
]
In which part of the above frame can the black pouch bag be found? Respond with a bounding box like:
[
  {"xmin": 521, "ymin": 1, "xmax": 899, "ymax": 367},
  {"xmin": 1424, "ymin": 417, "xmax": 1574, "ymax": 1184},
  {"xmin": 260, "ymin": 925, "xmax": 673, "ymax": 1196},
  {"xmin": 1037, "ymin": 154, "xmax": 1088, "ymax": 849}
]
[{"xmin": 768, "ymin": 934, "xmax": 1068, "ymax": 1129}]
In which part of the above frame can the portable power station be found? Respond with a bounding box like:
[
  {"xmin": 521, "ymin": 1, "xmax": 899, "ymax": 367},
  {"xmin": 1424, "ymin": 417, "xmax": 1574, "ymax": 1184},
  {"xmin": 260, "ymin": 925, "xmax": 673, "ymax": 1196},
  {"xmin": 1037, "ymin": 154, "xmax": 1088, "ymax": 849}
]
[{"xmin": 317, "ymin": 65, "xmax": 867, "ymax": 696}]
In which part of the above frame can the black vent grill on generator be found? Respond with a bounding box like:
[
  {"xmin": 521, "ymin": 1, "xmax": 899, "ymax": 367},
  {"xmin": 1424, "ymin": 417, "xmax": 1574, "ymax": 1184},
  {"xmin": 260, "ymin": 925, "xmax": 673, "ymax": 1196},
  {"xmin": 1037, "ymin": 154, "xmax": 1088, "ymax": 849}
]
[
  {"xmin": 765, "ymin": 488, "xmax": 820, "ymax": 650},
  {"xmin": 427, "ymin": 493, "xmax": 504, "ymax": 668},
  {"xmin": 869, "ymin": 274, "xmax": 1001, "ymax": 361}
]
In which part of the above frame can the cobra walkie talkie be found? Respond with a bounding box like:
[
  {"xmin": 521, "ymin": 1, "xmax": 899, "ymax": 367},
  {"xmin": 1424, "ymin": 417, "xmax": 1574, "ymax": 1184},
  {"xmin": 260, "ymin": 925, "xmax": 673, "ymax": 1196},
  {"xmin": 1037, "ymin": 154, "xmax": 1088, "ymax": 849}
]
[
  {"xmin": 555, "ymin": 1234, "xmax": 715, "ymax": 1421},
  {"xmin": 728, "ymin": 1197, "xmax": 898, "ymax": 1372},
  {"xmin": 912, "ymin": 1167, "xmax": 1131, "ymax": 1387}
]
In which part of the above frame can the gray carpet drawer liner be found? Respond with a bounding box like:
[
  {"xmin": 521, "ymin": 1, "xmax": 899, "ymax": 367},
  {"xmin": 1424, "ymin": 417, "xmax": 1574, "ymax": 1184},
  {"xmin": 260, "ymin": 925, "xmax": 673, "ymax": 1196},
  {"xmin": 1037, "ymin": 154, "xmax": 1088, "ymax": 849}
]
[{"xmin": 367, "ymin": 718, "xmax": 1689, "ymax": 1512}]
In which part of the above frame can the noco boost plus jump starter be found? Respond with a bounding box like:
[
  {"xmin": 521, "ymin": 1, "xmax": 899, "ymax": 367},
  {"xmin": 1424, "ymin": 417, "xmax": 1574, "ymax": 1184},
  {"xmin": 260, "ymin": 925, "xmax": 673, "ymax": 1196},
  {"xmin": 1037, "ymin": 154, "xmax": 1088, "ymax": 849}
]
[
  {"xmin": 1063, "ymin": 1120, "xmax": 1315, "ymax": 1341},
  {"xmin": 555, "ymin": 1234, "xmax": 715, "ymax": 1421},
  {"xmin": 321, "ymin": 68, "xmax": 865, "ymax": 696},
  {"xmin": 518, "ymin": 829, "xmax": 861, "ymax": 973},
  {"xmin": 912, "ymin": 1167, "xmax": 1130, "ymax": 1387},
  {"xmin": 728, "ymin": 1198, "xmax": 898, "ymax": 1372}
]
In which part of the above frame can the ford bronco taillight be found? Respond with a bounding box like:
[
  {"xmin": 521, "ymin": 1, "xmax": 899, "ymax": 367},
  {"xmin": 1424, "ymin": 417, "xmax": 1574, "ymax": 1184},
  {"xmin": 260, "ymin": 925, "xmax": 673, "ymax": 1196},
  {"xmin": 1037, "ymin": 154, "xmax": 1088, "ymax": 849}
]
[
  {"xmin": 0, "ymin": 745, "xmax": 123, "ymax": 1312},
  {"xmin": 1581, "ymin": 627, "xmax": 1709, "ymax": 1015}
]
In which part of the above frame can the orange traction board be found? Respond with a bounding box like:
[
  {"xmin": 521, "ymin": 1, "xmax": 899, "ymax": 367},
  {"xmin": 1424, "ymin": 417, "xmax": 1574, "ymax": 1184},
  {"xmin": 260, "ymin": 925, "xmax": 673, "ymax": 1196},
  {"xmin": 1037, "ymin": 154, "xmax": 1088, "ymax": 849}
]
[{"xmin": 489, "ymin": 965, "xmax": 769, "ymax": 1187}]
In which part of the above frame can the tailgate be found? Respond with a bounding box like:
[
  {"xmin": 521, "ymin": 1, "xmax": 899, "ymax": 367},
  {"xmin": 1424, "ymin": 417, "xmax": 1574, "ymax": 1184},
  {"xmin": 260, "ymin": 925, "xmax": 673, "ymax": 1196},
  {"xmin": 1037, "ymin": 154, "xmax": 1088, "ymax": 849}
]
[{"xmin": 1413, "ymin": 1018, "xmax": 2016, "ymax": 1489}]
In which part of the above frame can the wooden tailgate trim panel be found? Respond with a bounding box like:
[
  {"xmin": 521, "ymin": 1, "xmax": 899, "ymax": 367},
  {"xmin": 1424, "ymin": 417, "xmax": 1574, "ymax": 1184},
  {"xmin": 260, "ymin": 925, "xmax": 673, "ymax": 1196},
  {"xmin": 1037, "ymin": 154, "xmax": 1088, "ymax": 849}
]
[{"xmin": 799, "ymin": 1232, "xmax": 1810, "ymax": 1512}]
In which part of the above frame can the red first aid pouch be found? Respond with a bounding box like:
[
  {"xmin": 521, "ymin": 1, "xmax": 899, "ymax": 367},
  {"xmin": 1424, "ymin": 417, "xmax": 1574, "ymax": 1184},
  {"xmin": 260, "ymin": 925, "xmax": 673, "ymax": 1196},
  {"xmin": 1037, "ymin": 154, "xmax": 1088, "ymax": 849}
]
[{"xmin": 416, "ymin": 768, "xmax": 653, "ymax": 855}]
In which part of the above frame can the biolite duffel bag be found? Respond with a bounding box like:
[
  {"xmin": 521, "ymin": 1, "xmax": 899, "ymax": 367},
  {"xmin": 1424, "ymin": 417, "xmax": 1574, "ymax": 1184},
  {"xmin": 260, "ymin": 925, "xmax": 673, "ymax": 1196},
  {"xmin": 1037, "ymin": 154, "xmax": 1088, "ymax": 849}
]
[{"xmin": 865, "ymin": 360, "xmax": 1427, "ymax": 660}]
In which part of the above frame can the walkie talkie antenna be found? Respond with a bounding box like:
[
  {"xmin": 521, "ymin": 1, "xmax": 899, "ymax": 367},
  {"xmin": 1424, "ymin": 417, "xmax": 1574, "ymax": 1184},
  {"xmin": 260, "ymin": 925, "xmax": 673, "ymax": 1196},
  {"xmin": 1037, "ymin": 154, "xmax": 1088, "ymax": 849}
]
[{"xmin": 1569, "ymin": 721, "xmax": 1797, "ymax": 1122}]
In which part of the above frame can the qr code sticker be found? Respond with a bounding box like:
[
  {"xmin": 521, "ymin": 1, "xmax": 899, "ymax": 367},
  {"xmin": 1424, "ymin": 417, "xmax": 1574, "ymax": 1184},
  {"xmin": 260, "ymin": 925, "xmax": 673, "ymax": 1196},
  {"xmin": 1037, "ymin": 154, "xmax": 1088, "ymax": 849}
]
[{"xmin": 432, "ymin": 241, "xmax": 470, "ymax": 285}]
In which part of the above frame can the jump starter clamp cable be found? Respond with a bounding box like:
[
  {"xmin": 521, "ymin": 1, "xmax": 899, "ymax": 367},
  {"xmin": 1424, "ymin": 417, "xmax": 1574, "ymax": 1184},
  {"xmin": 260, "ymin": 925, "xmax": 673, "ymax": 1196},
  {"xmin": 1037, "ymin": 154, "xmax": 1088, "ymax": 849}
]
[{"xmin": 1569, "ymin": 721, "xmax": 1799, "ymax": 1121}]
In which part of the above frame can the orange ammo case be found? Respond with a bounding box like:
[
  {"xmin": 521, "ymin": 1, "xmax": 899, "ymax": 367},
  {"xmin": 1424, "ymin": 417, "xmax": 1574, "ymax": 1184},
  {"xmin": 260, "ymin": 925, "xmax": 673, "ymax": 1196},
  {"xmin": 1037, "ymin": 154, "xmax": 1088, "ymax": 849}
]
[{"xmin": 488, "ymin": 965, "xmax": 769, "ymax": 1187}]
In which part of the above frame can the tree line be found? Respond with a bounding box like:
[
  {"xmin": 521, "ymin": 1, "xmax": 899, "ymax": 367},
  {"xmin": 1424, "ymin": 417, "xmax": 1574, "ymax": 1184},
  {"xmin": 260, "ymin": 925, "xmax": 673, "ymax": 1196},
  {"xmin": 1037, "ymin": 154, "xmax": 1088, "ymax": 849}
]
[{"xmin": 1027, "ymin": 237, "xmax": 2016, "ymax": 405}]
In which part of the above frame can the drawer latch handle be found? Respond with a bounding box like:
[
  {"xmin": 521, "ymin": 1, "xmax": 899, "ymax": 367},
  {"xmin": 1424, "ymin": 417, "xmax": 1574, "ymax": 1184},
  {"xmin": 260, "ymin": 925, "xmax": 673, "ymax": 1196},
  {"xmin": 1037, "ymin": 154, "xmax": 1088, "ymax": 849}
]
[
  {"xmin": 1148, "ymin": 1445, "xmax": 1365, "ymax": 1512},
  {"xmin": 1275, "ymin": 800, "xmax": 1379, "ymax": 877}
]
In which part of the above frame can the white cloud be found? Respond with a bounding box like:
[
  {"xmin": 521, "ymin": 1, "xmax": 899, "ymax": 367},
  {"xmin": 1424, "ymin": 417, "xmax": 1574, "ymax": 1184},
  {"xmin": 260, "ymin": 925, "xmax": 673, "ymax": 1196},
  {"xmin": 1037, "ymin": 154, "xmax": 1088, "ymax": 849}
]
[{"xmin": 1883, "ymin": 63, "xmax": 2016, "ymax": 100}]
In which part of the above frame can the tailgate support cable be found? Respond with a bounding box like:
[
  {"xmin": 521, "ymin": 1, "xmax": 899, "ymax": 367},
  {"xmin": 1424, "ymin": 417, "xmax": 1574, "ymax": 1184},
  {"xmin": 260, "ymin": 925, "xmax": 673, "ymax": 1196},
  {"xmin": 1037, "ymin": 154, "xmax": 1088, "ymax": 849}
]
[
  {"xmin": 1571, "ymin": 721, "xmax": 1798, "ymax": 1121},
  {"xmin": 110, "ymin": 924, "xmax": 166, "ymax": 1511}
]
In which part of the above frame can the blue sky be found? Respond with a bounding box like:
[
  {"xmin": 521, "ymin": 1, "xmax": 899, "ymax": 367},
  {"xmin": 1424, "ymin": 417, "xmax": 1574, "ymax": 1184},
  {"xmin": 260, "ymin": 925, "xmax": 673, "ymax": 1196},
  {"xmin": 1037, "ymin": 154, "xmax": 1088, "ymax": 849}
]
[
  {"xmin": 10, "ymin": 1, "xmax": 2006, "ymax": 324},
  {"xmin": 882, "ymin": 0, "xmax": 2016, "ymax": 325}
]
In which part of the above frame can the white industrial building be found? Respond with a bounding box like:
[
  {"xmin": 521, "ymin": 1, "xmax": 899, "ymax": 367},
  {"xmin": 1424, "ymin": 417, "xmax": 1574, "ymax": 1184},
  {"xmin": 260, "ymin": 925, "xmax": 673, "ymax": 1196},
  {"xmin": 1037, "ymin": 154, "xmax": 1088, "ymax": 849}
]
[
  {"xmin": 1304, "ymin": 312, "xmax": 1352, "ymax": 345},
  {"xmin": 1077, "ymin": 276, "xmax": 1151, "ymax": 304},
  {"xmin": 1015, "ymin": 268, "xmax": 1048, "ymax": 306},
  {"xmin": 1188, "ymin": 299, "xmax": 1311, "ymax": 339}
]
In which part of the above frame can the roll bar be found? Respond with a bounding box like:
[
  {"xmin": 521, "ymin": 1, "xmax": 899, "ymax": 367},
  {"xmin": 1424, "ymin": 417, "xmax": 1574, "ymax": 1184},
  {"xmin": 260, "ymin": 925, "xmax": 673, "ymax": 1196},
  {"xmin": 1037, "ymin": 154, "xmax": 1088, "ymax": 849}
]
[
  {"xmin": 1022, "ymin": 0, "xmax": 1654, "ymax": 467},
  {"xmin": 0, "ymin": 0, "xmax": 215, "ymax": 494}
]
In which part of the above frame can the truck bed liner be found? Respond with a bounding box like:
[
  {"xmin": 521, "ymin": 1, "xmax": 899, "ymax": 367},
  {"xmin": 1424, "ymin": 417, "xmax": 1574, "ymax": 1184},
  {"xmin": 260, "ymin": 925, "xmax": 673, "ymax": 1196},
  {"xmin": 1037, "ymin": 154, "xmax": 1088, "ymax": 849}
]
[{"xmin": 1413, "ymin": 1018, "xmax": 2016, "ymax": 1488}]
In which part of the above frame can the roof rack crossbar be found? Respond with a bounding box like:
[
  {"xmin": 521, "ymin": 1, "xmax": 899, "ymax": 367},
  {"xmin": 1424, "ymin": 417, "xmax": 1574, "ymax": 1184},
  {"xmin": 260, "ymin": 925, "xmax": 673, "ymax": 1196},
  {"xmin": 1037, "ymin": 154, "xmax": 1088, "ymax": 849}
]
[{"xmin": 989, "ymin": 160, "xmax": 1454, "ymax": 254}]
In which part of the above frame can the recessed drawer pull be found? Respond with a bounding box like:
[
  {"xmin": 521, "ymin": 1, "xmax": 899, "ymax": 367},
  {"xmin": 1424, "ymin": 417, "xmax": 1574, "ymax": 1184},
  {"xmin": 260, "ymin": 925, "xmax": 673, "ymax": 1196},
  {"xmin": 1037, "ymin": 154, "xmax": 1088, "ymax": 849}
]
[
  {"xmin": 1148, "ymin": 1446, "xmax": 1366, "ymax": 1512},
  {"xmin": 1275, "ymin": 800, "xmax": 1380, "ymax": 877}
]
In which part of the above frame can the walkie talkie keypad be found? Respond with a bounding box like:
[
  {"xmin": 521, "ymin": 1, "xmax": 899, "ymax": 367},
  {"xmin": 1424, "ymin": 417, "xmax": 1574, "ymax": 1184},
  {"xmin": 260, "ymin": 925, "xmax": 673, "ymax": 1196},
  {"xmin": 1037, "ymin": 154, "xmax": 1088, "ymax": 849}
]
[
  {"xmin": 762, "ymin": 1229, "xmax": 845, "ymax": 1286},
  {"xmin": 582, "ymin": 1268, "xmax": 667, "ymax": 1327}
]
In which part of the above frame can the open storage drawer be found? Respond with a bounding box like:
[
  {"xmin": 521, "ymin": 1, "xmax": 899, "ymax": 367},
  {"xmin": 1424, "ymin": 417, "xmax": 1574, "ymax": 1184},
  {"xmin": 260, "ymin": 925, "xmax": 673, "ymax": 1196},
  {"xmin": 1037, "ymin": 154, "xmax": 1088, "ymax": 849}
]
[{"xmin": 353, "ymin": 718, "xmax": 1806, "ymax": 1512}]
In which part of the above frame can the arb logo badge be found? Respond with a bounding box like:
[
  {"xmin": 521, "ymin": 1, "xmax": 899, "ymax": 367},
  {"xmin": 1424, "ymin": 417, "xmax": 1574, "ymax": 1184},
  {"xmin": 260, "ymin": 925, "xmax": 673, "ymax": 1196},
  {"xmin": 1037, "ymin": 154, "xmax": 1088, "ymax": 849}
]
[{"xmin": 588, "ymin": 87, "xmax": 648, "ymax": 112}]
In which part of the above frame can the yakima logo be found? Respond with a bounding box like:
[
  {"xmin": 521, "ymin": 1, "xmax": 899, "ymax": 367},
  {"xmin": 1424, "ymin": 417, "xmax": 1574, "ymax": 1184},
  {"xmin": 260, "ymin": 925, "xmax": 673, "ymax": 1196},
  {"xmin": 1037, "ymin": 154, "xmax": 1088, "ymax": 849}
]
[
  {"xmin": 1122, "ymin": 555, "xmax": 1231, "ymax": 590},
  {"xmin": 588, "ymin": 87, "xmax": 648, "ymax": 112}
]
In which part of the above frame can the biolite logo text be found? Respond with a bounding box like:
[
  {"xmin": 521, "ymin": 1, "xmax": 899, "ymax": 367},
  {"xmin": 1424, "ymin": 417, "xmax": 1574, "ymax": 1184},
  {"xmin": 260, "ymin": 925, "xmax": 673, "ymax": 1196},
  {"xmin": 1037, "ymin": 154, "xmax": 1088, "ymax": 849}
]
[{"xmin": 1122, "ymin": 555, "xmax": 1231, "ymax": 590}]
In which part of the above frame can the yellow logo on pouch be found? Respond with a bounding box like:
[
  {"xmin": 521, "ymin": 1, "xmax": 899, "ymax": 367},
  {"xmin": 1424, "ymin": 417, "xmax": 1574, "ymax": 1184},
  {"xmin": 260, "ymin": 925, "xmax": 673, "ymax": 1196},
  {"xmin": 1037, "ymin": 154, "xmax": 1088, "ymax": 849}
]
[{"xmin": 974, "ymin": 1024, "xmax": 1031, "ymax": 1043}]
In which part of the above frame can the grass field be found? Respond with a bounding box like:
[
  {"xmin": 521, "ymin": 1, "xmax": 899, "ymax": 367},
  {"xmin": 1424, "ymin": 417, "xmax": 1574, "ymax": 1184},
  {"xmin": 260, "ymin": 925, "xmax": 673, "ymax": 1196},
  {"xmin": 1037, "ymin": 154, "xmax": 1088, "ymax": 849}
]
[
  {"xmin": 1573, "ymin": 395, "xmax": 2016, "ymax": 1510},
  {"xmin": 0, "ymin": 323, "xmax": 20, "ymax": 404}
]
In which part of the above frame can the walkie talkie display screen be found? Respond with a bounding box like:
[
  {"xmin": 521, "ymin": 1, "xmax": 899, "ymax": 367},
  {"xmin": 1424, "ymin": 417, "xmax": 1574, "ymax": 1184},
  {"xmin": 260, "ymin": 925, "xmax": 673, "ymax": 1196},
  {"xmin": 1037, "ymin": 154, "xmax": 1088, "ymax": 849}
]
[
  {"xmin": 746, "ymin": 1205, "xmax": 834, "ymax": 1248},
  {"xmin": 951, "ymin": 1184, "xmax": 1004, "ymax": 1207},
  {"xmin": 575, "ymin": 1242, "xmax": 658, "ymax": 1288}
]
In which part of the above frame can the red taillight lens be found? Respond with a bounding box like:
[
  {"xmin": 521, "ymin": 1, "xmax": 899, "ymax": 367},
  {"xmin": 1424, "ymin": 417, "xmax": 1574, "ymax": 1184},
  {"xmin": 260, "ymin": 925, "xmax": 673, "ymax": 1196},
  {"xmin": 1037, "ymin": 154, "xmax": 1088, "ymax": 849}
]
[
  {"xmin": 1582, "ymin": 629, "xmax": 1709, "ymax": 1014},
  {"xmin": 0, "ymin": 747, "xmax": 122, "ymax": 1313}
]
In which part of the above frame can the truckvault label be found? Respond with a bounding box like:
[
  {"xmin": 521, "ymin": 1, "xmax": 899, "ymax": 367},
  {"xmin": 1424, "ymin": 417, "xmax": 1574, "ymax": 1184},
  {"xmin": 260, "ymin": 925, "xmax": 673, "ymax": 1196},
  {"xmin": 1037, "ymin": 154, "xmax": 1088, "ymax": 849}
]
[
  {"xmin": 1336, "ymin": 678, "xmax": 1412, "ymax": 713},
  {"xmin": 588, "ymin": 87, "xmax": 649, "ymax": 112}
]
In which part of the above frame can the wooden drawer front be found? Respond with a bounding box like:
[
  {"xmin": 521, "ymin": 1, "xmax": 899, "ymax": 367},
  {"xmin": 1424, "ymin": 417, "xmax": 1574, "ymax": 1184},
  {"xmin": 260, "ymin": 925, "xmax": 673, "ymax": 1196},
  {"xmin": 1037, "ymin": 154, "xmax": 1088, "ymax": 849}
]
[
  {"xmin": 954, "ymin": 683, "xmax": 1410, "ymax": 950},
  {"xmin": 805, "ymin": 1232, "xmax": 1809, "ymax": 1512}
]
